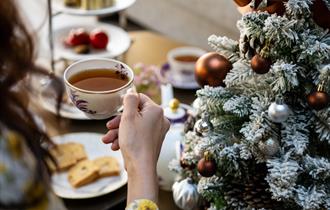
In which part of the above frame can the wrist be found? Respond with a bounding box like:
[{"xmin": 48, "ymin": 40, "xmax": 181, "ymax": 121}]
[
  {"xmin": 127, "ymin": 165, "xmax": 159, "ymax": 204},
  {"xmin": 125, "ymin": 154, "xmax": 157, "ymax": 176},
  {"xmin": 127, "ymin": 162, "xmax": 157, "ymax": 180}
]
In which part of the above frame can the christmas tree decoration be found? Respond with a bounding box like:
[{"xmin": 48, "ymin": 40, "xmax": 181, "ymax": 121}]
[
  {"xmin": 193, "ymin": 144, "xmax": 206, "ymax": 159},
  {"xmin": 184, "ymin": 114, "xmax": 196, "ymax": 133},
  {"xmin": 172, "ymin": 178, "xmax": 200, "ymax": 210},
  {"xmin": 195, "ymin": 52, "xmax": 232, "ymax": 87},
  {"xmin": 311, "ymin": 0, "xmax": 330, "ymax": 30},
  {"xmin": 233, "ymin": 0, "xmax": 252, "ymax": 7},
  {"xmin": 234, "ymin": 0, "xmax": 286, "ymax": 15},
  {"xmin": 194, "ymin": 116, "xmax": 213, "ymax": 136},
  {"xmin": 307, "ymin": 84, "xmax": 329, "ymax": 111},
  {"xmin": 251, "ymin": 54, "xmax": 272, "ymax": 74},
  {"xmin": 258, "ymin": 138, "xmax": 280, "ymax": 156},
  {"xmin": 197, "ymin": 152, "xmax": 216, "ymax": 177},
  {"xmin": 172, "ymin": 0, "xmax": 330, "ymax": 209},
  {"xmin": 268, "ymin": 100, "xmax": 290, "ymax": 123},
  {"xmin": 180, "ymin": 156, "xmax": 195, "ymax": 170},
  {"xmin": 258, "ymin": 0, "xmax": 286, "ymax": 15}
]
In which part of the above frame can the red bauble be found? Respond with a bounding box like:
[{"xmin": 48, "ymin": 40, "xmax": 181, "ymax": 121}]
[
  {"xmin": 197, "ymin": 155, "xmax": 216, "ymax": 177},
  {"xmin": 311, "ymin": 0, "xmax": 330, "ymax": 30},
  {"xmin": 251, "ymin": 54, "xmax": 272, "ymax": 74},
  {"xmin": 195, "ymin": 52, "xmax": 232, "ymax": 87},
  {"xmin": 307, "ymin": 90, "xmax": 329, "ymax": 110},
  {"xmin": 89, "ymin": 29, "xmax": 109, "ymax": 49}
]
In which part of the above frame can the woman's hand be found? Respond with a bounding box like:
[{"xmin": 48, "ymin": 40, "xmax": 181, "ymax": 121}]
[{"xmin": 102, "ymin": 93, "xmax": 170, "ymax": 204}]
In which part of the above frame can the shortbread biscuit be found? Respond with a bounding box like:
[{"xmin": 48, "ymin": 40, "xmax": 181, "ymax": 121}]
[
  {"xmin": 68, "ymin": 160, "xmax": 99, "ymax": 188},
  {"xmin": 93, "ymin": 157, "xmax": 120, "ymax": 177},
  {"xmin": 49, "ymin": 142, "xmax": 87, "ymax": 171}
]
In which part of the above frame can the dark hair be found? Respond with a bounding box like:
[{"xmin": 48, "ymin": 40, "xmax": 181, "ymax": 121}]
[{"xmin": 0, "ymin": 0, "xmax": 62, "ymax": 185}]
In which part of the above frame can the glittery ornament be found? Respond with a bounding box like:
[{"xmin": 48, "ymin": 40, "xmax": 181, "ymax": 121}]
[
  {"xmin": 268, "ymin": 101, "xmax": 290, "ymax": 123},
  {"xmin": 258, "ymin": 138, "xmax": 280, "ymax": 156},
  {"xmin": 172, "ymin": 178, "xmax": 200, "ymax": 210}
]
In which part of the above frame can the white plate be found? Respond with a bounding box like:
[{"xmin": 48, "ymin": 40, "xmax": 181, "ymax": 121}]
[
  {"xmin": 53, "ymin": 23, "xmax": 131, "ymax": 60},
  {"xmin": 39, "ymin": 92, "xmax": 90, "ymax": 120},
  {"xmin": 161, "ymin": 64, "xmax": 200, "ymax": 90},
  {"xmin": 52, "ymin": 0, "xmax": 136, "ymax": 16},
  {"xmin": 51, "ymin": 132, "xmax": 127, "ymax": 199}
]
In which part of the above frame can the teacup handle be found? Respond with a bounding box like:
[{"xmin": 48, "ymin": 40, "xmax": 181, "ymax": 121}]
[{"xmin": 113, "ymin": 86, "xmax": 138, "ymax": 117}]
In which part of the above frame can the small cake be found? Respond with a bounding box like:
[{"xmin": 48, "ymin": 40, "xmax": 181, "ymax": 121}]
[
  {"xmin": 93, "ymin": 157, "xmax": 120, "ymax": 177},
  {"xmin": 48, "ymin": 142, "xmax": 87, "ymax": 171},
  {"xmin": 68, "ymin": 160, "xmax": 99, "ymax": 188},
  {"xmin": 80, "ymin": 0, "xmax": 115, "ymax": 10}
]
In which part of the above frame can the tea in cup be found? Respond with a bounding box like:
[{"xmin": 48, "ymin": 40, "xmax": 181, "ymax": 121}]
[
  {"xmin": 167, "ymin": 47, "xmax": 206, "ymax": 83},
  {"xmin": 63, "ymin": 58, "xmax": 134, "ymax": 119}
]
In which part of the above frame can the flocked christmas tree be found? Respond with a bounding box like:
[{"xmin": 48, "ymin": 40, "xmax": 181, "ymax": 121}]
[{"xmin": 171, "ymin": 0, "xmax": 330, "ymax": 209}]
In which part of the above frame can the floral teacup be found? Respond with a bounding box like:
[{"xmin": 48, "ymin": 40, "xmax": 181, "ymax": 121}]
[{"xmin": 63, "ymin": 58, "xmax": 134, "ymax": 120}]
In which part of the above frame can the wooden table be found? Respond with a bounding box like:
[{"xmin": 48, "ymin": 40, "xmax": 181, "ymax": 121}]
[{"xmin": 34, "ymin": 30, "xmax": 196, "ymax": 210}]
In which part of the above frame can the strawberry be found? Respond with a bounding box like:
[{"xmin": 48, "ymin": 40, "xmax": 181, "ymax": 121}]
[
  {"xmin": 65, "ymin": 28, "xmax": 90, "ymax": 47},
  {"xmin": 89, "ymin": 29, "xmax": 109, "ymax": 49}
]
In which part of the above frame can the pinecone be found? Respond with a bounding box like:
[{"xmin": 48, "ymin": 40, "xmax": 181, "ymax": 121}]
[
  {"xmin": 242, "ymin": 174, "xmax": 274, "ymax": 209},
  {"xmin": 223, "ymin": 174, "xmax": 279, "ymax": 210},
  {"xmin": 223, "ymin": 183, "xmax": 247, "ymax": 209}
]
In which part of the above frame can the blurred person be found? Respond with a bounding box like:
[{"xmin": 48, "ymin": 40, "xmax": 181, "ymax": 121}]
[{"xmin": 0, "ymin": 1, "xmax": 169, "ymax": 210}]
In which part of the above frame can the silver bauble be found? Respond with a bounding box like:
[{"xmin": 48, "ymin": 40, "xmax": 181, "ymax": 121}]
[
  {"xmin": 172, "ymin": 178, "xmax": 200, "ymax": 210},
  {"xmin": 268, "ymin": 102, "xmax": 290, "ymax": 123},
  {"xmin": 194, "ymin": 118, "xmax": 212, "ymax": 136},
  {"xmin": 258, "ymin": 138, "xmax": 280, "ymax": 156}
]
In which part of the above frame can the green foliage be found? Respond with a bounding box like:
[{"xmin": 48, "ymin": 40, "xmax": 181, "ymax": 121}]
[{"xmin": 173, "ymin": 1, "xmax": 330, "ymax": 209}]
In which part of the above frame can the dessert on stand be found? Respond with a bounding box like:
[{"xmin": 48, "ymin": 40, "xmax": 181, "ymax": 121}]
[{"xmin": 36, "ymin": 0, "xmax": 134, "ymax": 121}]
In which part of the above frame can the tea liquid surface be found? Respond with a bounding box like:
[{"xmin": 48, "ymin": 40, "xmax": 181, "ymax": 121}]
[{"xmin": 69, "ymin": 69, "xmax": 128, "ymax": 91}]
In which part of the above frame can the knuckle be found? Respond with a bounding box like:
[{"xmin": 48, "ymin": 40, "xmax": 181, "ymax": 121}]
[
  {"xmin": 153, "ymin": 106, "xmax": 164, "ymax": 116},
  {"xmin": 124, "ymin": 93, "xmax": 138, "ymax": 103}
]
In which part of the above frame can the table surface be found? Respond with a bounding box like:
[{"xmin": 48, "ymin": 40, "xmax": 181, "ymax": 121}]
[{"xmin": 33, "ymin": 30, "xmax": 197, "ymax": 210}]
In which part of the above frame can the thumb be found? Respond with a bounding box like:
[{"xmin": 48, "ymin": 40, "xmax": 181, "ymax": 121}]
[{"xmin": 123, "ymin": 93, "xmax": 140, "ymax": 118}]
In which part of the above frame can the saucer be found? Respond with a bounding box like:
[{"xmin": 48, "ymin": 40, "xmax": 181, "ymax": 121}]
[{"xmin": 160, "ymin": 63, "xmax": 200, "ymax": 90}]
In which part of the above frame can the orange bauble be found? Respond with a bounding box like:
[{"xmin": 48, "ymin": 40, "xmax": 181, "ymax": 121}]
[
  {"xmin": 233, "ymin": 0, "xmax": 252, "ymax": 7},
  {"xmin": 195, "ymin": 52, "xmax": 232, "ymax": 87},
  {"xmin": 307, "ymin": 90, "xmax": 329, "ymax": 110}
]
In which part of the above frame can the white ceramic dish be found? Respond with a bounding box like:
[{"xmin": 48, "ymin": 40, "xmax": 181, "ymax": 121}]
[
  {"xmin": 39, "ymin": 91, "xmax": 90, "ymax": 120},
  {"xmin": 161, "ymin": 64, "xmax": 200, "ymax": 90},
  {"xmin": 52, "ymin": 0, "xmax": 136, "ymax": 16},
  {"xmin": 53, "ymin": 23, "xmax": 131, "ymax": 60},
  {"xmin": 51, "ymin": 132, "xmax": 127, "ymax": 199}
]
